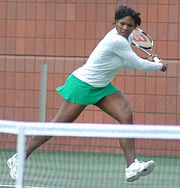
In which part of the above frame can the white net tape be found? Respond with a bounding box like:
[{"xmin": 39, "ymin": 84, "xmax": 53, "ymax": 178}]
[{"xmin": 0, "ymin": 120, "xmax": 180, "ymax": 140}]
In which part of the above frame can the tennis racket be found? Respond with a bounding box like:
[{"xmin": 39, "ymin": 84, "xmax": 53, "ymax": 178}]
[{"xmin": 131, "ymin": 28, "xmax": 160, "ymax": 63}]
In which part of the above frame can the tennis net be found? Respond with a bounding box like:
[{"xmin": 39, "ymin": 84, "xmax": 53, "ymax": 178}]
[{"xmin": 0, "ymin": 120, "xmax": 180, "ymax": 188}]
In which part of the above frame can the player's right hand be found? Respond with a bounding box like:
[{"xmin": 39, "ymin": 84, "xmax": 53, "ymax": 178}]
[{"xmin": 161, "ymin": 64, "xmax": 167, "ymax": 72}]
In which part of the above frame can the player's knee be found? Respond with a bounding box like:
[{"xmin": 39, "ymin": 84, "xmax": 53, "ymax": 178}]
[{"xmin": 120, "ymin": 107, "xmax": 133, "ymax": 124}]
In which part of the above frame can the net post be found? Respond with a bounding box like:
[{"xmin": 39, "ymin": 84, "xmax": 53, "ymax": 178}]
[
  {"xmin": 39, "ymin": 64, "xmax": 48, "ymax": 122},
  {"xmin": 16, "ymin": 128, "xmax": 26, "ymax": 188}
]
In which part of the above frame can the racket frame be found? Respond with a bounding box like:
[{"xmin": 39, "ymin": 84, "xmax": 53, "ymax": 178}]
[{"xmin": 131, "ymin": 28, "xmax": 160, "ymax": 62}]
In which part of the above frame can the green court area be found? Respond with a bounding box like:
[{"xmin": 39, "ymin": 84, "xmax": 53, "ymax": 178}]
[{"xmin": 1, "ymin": 150, "xmax": 180, "ymax": 188}]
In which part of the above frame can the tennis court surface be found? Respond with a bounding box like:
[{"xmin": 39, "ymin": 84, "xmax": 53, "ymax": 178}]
[
  {"xmin": 1, "ymin": 150, "xmax": 180, "ymax": 188},
  {"xmin": 0, "ymin": 151, "xmax": 180, "ymax": 188},
  {"xmin": 1, "ymin": 121, "xmax": 180, "ymax": 188}
]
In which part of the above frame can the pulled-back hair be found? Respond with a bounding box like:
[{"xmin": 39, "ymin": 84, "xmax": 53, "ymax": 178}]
[{"xmin": 115, "ymin": 5, "xmax": 141, "ymax": 26}]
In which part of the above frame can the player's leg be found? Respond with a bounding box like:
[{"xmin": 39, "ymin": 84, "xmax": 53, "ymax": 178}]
[
  {"xmin": 7, "ymin": 99, "xmax": 86, "ymax": 180},
  {"xmin": 95, "ymin": 92, "xmax": 135, "ymax": 165},
  {"xmin": 95, "ymin": 92, "xmax": 155, "ymax": 182},
  {"xmin": 26, "ymin": 99, "xmax": 86, "ymax": 158}
]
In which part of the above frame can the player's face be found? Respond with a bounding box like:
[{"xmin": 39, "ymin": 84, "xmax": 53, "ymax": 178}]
[{"xmin": 116, "ymin": 16, "xmax": 136, "ymax": 39}]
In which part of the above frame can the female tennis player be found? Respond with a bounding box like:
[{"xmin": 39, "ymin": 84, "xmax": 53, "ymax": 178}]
[{"xmin": 7, "ymin": 5, "xmax": 167, "ymax": 182}]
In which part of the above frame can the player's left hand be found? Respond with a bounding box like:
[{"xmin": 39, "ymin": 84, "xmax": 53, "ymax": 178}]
[{"xmin": 148, "ymin": 55, "xmax": 157, "ymax": 62}]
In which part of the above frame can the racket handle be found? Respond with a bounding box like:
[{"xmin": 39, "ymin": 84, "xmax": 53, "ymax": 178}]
[{"xmin": 153, "ymin": 56, "xmax": 160, "ymax": 63}]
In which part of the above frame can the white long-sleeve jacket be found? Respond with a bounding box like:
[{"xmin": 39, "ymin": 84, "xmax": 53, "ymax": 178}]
[{"xmin": 73, "ymin": 28, "xmax": 162, "ymax": 87}]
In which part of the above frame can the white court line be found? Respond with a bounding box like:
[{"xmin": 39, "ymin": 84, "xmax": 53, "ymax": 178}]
[{"xmin": 0, "ymin": 185, "xmax": 45, "ymax": 188}]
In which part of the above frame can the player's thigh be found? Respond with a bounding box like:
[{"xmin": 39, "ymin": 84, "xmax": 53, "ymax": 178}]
[
  {"xmin": 95, "ymin": 92, "xmax": 133, "ymax": 123},
  {"xmin": 52, "ymin": 99, "xmax": 86, "ymax": 122}
]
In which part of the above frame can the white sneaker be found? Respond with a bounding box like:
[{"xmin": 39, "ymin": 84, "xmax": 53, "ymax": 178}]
[
  {"xmin": 7, "ymin": 153, "xmax": 18, "ymax": 180},
  {"xmin": 125, "ymin": 159, "xmax": 155, "ymax": 182}
]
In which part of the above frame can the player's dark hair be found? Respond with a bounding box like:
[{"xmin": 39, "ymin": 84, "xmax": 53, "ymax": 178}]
[{"xmin": 115, "ymin": 5, "xmax": 141, "ymax": 26}]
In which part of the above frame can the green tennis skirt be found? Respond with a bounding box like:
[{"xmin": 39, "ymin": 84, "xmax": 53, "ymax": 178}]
[{"xmin": 56, "ymin": 74, "xmax": 119, "ymax": 105}]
